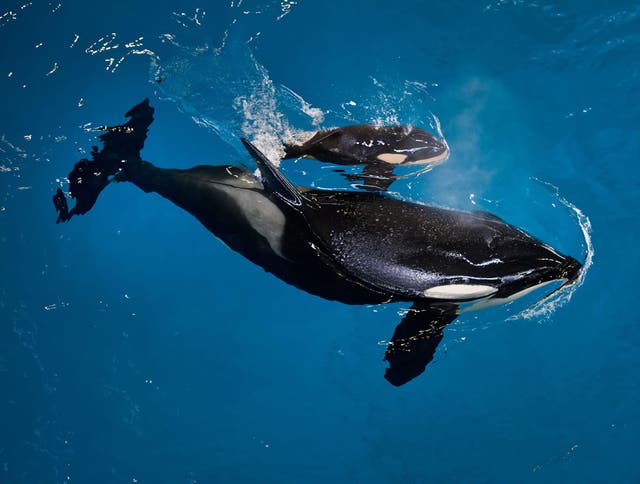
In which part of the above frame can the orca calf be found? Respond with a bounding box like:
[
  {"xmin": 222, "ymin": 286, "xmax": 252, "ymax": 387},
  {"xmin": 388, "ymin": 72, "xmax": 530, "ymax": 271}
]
[
  {"xmin": 282, "ymin": 125, "xmax": 449, "ymax": 191},
  {"xmin": 54, "ymin": 100, "xmax": 582, "ymax": 386}
]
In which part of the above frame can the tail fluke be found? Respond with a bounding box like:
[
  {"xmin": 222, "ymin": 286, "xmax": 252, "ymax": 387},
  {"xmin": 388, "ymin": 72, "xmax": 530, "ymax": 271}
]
[{"xmin": 53, "ymin": 98, "xmax": 154, "ymax": 223}]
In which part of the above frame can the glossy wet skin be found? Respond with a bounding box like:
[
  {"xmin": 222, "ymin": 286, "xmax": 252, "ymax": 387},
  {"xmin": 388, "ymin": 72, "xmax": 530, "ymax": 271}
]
[
  {"xmin": 282, "ymin": 125, "xmax": 449, "ymax": 191},
  {"xmin": 54, "ymin": 101, "xmax": 583, "ymax": 386},
  {"xmin": 244, "ymin": 138, "xmax": 583, "ymax": 385},
  {"xmin": 125, "ymin": 158, "xmax": 581, "ymax": 309},
  {"xmin": 298, "ymin": 189, "xmax": 582, "ymax": 302},
  {"xmin": 284, "ymin": 124, "xmax": 449, "ymax": 166}
]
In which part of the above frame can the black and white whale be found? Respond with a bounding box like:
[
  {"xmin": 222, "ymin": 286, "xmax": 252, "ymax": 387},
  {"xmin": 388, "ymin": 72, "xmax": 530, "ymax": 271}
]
[
  {"xmin": 54, "ymin": 100, "xmax": 582, "ymax": 386},
  {"xmin": 282, "ymin": 125, "xmax": 449, "ymax": 191}
]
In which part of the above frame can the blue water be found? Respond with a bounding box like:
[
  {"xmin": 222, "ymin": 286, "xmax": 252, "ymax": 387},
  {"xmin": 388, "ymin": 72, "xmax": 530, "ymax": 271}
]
[{"xmin": 1, "ymin": 1, "xmax": 639, "ymax": 482}]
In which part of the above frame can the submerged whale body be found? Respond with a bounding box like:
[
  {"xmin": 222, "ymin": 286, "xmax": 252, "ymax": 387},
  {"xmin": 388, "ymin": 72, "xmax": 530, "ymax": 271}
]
[
  {"xmin": 54, "ymin": 100, "xmax": 582, "ymax": 386},
  {"xmin": 283, "ymin": 125, "xmax": 449, "ymax": 191}
]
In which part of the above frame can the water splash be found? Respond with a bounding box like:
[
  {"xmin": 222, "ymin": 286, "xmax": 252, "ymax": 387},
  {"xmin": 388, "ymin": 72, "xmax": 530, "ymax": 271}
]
[
  {"xmin": 279, "ymin": 85, "xmax": 324, "ymax": 127},
  {"xmin": 338, "ymin": 77, "xmax": 442, "ymax": 129},
  {"xmin": 85, "ymin": 33, "xmax": 155, "ymax": 74},
  {"xmin": 149, "ymin": 8, "xmax": 443, "ymax": 181},
  {"xmin": 151, "ymin": 38, "xmax": 324, "ymax": 164},
  {"xmin": 509, "ymin": 178, "xmax": 594, "ymax": 321},
  {"xmin": 231, "ymin": 57, "xmax": 290, "ymax": 161}
]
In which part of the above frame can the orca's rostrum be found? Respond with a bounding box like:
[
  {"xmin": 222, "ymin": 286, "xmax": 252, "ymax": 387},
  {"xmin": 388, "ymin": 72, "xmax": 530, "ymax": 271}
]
[{"xmin": 54, "ymin": 100, "xmax": 583, "ymax": 386}]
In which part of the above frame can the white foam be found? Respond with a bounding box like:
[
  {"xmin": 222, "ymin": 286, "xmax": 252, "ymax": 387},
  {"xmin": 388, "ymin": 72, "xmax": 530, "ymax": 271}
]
[
  {"xmin": 281, "ymin": 129, "xmax": 317, "ymax": 147},
  {"xmin": 150, "ymin": 39, "xmax": 325, "ymax": 166},
  {"xmin": 279, "ymin": 85, "xmax": 324, "ymax": 127},
  {"xmin": 234, "ymin": 53, "xmax": 329, "ymax": 165},
  {"xmin": 431, "ymin": 111, "xmax": 447, "ymax": 147}
]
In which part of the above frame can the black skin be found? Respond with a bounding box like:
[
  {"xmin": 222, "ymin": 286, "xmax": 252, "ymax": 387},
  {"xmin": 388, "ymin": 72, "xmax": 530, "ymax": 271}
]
[
  {"xmin": 55, "ymin": 99, "xmax": 154, "ymax": 222},
  {"xmin": 54, "ymin": 101, "xmax": 582, "ymax": 386},
  {"xmin": 123, "ymin": 161, "xmax": 393, "ymax": 307},
  {"xmin": 53, "ymin": 188, "xmax": 69, "ymax": 223},
  {"xmin": 282, "ymin": 125, "xmax": 449, "ymax": 191}
]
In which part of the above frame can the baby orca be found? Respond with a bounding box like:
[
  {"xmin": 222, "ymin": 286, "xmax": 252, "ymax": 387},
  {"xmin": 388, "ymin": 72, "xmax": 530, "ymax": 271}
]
[
  {"xmin": 54, "ymin": 101, "xmax": 582, "ymax": 386},
  {"xmin": 282, "ymin": 125, "xmax": 449, "ymax": 191}
]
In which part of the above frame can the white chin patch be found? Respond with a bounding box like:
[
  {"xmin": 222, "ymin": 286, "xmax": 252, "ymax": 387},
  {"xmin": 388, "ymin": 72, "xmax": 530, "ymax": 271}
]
[
  {"xmin": 404, "ymin": 147, "xmax": 450, "ymax": 166},
  {"xmin": 423, "ymin": 284, "xmax": 497, "ymax": 300},
  {"xmin": 460, "ymin": 278, "xmax": 567, "ymax": 313},
  {"xmin": 376, "ymin": 153, "xmax": 407, "ymax": 164}
]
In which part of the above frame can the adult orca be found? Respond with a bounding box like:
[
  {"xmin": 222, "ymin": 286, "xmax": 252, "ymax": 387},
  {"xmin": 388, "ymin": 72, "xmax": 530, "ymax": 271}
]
[
  {"xmin": 282, "ymin": 125, "xmax": 449, "ymax": 191},
  {"xmin": 54, "ymin": 100, "xmax": 582, "ymax": 386}
]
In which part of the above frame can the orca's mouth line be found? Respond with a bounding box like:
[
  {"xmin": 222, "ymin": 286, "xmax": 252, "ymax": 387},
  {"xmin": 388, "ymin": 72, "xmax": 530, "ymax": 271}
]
[
  {"xmin": 509, "ymin": 178, "xmax": 594, "ymax": 321},
  {"xmin": 401, "ymin": 146, "xmax": 451, "ymax": 166}
]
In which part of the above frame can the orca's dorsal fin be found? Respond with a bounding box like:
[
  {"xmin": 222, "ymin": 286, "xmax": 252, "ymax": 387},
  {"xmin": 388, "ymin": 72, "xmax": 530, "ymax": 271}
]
[
  {"xmin": 304, "ymin": 129, "xmax": 341, "ymax": 147},
  {"xmin": 283, "ymin": 129, "xmax": 341, "ymax": 159},
  {"xmin": 472, "ymin": 210, "xmax": 504, "ymax": 222},
  {"xmin": 241, "ymin": 138, "xmax": 304, "ymax": 207}
]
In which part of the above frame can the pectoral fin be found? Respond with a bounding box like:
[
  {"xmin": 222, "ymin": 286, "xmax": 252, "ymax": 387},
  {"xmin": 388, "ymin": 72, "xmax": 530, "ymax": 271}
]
[
  {"xmin": 384, "ymin": 303, "xmax": 458, "ymax": 386},
  {"xmin": 346, "ymin": 162, "xmax": 396, "ymax": 191}
]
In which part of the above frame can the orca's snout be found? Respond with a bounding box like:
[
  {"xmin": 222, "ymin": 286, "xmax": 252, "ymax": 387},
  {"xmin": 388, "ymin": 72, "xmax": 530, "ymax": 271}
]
[
  {"xmin": 403, "ymin": 132, "xmax": 450, "ymax": 165},
  {"xmin": 560, "ymin": 256, "xmax": 583, "ymax": 284},
  {"xmin": 422, "ymin": 137, "xmax": 447, "ymax": 155}
]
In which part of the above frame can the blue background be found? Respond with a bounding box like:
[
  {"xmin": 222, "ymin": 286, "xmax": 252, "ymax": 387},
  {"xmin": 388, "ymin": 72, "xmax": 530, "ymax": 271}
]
[{"xmin": 0, "ymin": 0, "xmax": 638, "ymax": 482}]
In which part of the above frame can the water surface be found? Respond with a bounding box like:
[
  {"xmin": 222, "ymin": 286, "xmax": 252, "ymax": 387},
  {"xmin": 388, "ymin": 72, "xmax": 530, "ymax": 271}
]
[{"xmin": 1, "ymin": 1, "xmax": 639, "ymax": 482}]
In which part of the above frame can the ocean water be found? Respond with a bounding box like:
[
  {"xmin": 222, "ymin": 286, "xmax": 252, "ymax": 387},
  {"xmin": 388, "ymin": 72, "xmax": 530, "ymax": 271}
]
[{"xmin": 1, "ymin": 0, "xmax": 639, "ymax": 482}]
